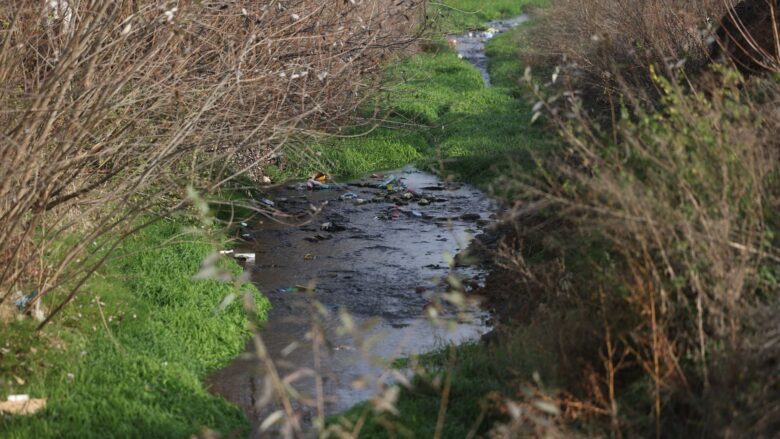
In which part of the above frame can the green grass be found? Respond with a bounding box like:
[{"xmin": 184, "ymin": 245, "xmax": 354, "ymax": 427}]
[
  {"xmin": 293, "ymin": 23, "xmax": 549, "ymax": 188},
  {"xmin": 332, "ymin": 334, "xmax": 559, "ymax": 438},
  {"xmin": 429, "ymin": 0, "xmax": 549, "ymax": 33},
  {"xmin": 0, "ymin": 219, "xmax": 270, "ymax": 438},
  {"xmin": 266, "ymin": 1, "xmax": 550, "ymax": 187}
]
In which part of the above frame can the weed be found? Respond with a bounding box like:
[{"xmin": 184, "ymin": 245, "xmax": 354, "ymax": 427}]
[{"xmin": 0, "ymin": 220, "xmax": 270, "ymax": 438}]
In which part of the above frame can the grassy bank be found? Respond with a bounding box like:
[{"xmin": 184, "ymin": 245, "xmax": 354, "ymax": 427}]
[
  {"xmin": 272, "ymin": 1, "xmax": 548, "ymax": 189},
  {"xmin": 0, "ymin": 219, "xmax": 270, "ymax": 438},
  {"xmin": 429, "ymin": 0, "xmax": 548, "ymax": 33}
]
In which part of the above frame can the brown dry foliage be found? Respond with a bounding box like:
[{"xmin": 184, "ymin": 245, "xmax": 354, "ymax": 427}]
[
  {"xmin": 489, "ymin": 0, "xmax": 780, "ymax": 436},
  {"xmin": 0, "ymin": 0, "xmax": 422, "ymax": 325},
  {"xmin": 713, "ymin": 0, "xmax": 780, "ymax": 74},
  {"xmin": 523, "ymin": 0, "xmax": 752, "ymax": 116}
]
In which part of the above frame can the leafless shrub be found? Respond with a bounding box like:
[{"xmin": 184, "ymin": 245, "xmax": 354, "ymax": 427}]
[
  {"xmin": 524, "ymin": 0, "xmax": 729, "ymax": 117},
  {"xmin": 493, "ymin": 42, "xmax": 780, "ymax": 439},
  {"xmin": 0, "ymin": 0, "xmax": 422, "ymax": 326}
]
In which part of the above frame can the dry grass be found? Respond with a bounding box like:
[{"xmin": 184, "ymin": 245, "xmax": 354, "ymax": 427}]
[
  {"xmin": 0, "ymin": 0, "xmax": 422, "ymax": 326},
  {"xmin": 485, "ymin": 1, "xmax": 780, "ymax": 436},
  {"xmin": 494, "ymin": 70, "xmax": 780, "ymax": 437},
  {"xmin": 524, "ymin": 0, "xmax": 731, "ymax": 117}
]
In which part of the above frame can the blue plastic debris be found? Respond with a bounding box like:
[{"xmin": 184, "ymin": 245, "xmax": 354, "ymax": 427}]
[
  {"xmin": 307, "ymin": 179, "xmax": 332, "ymax": 190},
  {"xmin": 15, "ymin": 290, "xmax": 38, "ymax": 311}
]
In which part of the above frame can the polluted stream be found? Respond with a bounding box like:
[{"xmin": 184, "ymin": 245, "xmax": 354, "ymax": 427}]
[{"xmin": 208, "ymin": 16, "xmax": 527, "ymax": 436}]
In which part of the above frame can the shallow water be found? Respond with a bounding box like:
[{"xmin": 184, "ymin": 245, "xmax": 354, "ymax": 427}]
[
  {"xmin": 450, "ymin": 15, "xmax": 529, "ymax": 85},
  {"xmin": 207, "ymin": 167, "xmax": 496, "ymax": 435}
]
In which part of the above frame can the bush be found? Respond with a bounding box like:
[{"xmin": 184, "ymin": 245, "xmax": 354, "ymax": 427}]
[
  {"xmin": 524, "ymin": 0, "xmax": 726, "ymax": 118},
  {"xmin": 492, "ymin": 62, "xmax": 780, "ymax": 436},
  {"xmin": 0, "ymin": 0, "xmax": 421, "ymax": 326}
]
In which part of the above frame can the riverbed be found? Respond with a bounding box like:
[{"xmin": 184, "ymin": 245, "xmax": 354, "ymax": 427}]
[
  {"xmin": 207, "ymin": 15, "xmax": 528, "ymax": 436},
  {"xmin": 207, "ymin": 167, "xmax": 495, "ymax": 435}
]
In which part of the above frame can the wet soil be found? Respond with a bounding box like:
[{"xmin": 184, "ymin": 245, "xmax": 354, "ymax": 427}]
[{"xmin": 207, "ymin": 168, "xmax": 497, "ymax": 435}]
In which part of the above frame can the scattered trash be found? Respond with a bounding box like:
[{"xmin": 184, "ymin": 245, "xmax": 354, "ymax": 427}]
[
  {"xmin": 219, "ymin": 249, "xmax": 234, "ymax": 255},
  {"xmin": 239, "ymin": 221, "xmax": 252, "ymax": 240},
  {"xmin": 402, "ymin": 192, "xmax": 414, "ymax": 200},
  {"xmin": 303, "ymin": 253, "xmax": 315, "ymax": 261},
  {"xmin": 321, "ymin": 222, "xmax": 346, "ymax": 232},
  {"xmin": 375, "ymin": 175, "xmax": 398, "ymax": 189},
  {"xmin": 234, "ymin": 252, "xmax": 256, "ymax": 262},
  {"xmin": 276, "ymin": 285, "xmax": 309, "ymax": 294},
  {"xmin": 0, "ymin": 395, "xmax": 46, "ymax": 416},
  {"xmin": 340, "ymin": 192, "xmax": 358, "ymax": 201},
  {"xmin": 418, "ymin": 198, "xmax": 431, "ymax": 206},
  {"xmin": 307, "ymin": 179, "xmax": 332, "ymax": 190},
  {"xmin": 304, "ymin": 234, "xmax": 331, "ymax": 242},
  {"xmin": 354, "ymin": 198, "xmax": 367, "ymax": 205},
  {"xmin": 261, "ymin": 198, "xmax": 275, "ymax": 207},
  {"xmin": 260, "ymin": 176, "xmax": 272, "ymax": 184},
  {"xmin": 378, "ymin": 206, "xmax": 429, "ymax": 221},
  {"xmin": 385, "ymin": 207, "xmax": 402, "ymax": 220},
  {"xmin": 13, "ymin": 290, "xmax": 44, "ymax": 321},
  {"xmin": 14, "ymin": 291, "xmax": 37, "ymax": 311},
  {"xmin": 370, "ymin": 173, "xmax": 385, "ymax": 179},
  {"xmin": 311, "ymin": 172, "xmax": 328, "ymax": 183}
]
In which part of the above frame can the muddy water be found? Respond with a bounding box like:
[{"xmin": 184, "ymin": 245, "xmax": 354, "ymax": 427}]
[
  {"xmin": 208, "ymin": 17, "xmax": 526, "ymax": 435},
  {"xmin": 450, "ymin": 14, "xmax": 529, "ymax": 85},
  {"xmin": 207, "ymin": 168, "xmax": 497, "ymax": 434}
]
